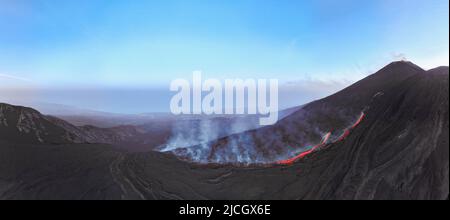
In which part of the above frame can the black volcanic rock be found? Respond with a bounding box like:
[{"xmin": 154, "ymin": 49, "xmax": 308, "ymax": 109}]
[
  {"xmin": 0, "ymin": 62, "xmax": 447, "ymax": 200},
  {"xmin": 170, "ymin": 61, "xmax": 429, "ymax": 164}
]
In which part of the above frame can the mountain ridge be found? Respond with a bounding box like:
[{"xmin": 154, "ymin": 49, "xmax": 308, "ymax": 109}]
[{"xmin": 0, "ymin": 102, "xmax": 146, "ymax": 145}]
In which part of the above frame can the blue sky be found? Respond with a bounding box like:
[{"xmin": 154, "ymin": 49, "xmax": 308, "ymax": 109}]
[{"xmin": 0, "ymin": 0, "xmax": 448, "ymax": 113}]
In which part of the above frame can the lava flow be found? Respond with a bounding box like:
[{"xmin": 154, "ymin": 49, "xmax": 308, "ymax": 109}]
[
  {"xmin": 277, "ymin": 132, "xmax": 331, "ymax": 165},
  {"xmin": 337, "ymin": 112, "xmax": 366, "ymax": 142},
  {"xmin": 277, "ymin": 112, "xmax": 366, "ymax": 166}
]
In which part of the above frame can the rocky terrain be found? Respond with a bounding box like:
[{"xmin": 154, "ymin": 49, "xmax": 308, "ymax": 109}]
[
  {"xmin": 0, "ymin": 103, "xmax": 151, "ymax": 146},
  {"xmin": 169, "ymin": 61, "xmax": 430, "ymax": 164},
  {"xmin": 0, "ymin": 61, "xmax": 448, "ymax": 200}
]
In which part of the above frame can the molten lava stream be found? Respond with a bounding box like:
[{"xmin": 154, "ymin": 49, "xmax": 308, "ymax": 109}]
[
  {"xmin": 352, "ymin": 112, "xmax": 365, "ymax": 129},
  {"xmin": 277, "ymin": 132, "xmax": 331, "ymax": 165},
  {"xmin": 276, "ymin": 112, "xmax": 366, "ymax": 166},
  {"xmin": 337, "ymin": 130, "xmax": 351, "ymax": 142}
]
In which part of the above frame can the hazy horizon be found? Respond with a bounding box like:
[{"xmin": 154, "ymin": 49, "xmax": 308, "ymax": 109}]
[
  {"xmin": 1, "ymin": 0, "xmax": 448, "ymax": 114},
  {"xmin": 0, "ymin": 77, "xmax": 353, "ymax": 114}
]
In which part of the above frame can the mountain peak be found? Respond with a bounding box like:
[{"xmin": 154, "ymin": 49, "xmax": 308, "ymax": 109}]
[{"xmin": 382, "ymin": 60, "xmax": 424, "ymax": 72}]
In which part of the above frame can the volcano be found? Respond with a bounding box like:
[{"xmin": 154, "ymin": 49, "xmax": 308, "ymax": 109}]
[
  {"xmin": 168, "ymin": 61, "xmax": 435, "ymax": 164},
  {"xmin": 0, "ymin": 61, "xmax": 448, "ymax": 200}
]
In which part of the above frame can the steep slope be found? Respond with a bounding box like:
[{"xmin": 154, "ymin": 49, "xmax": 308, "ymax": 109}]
[{"xmin": 168, "ymin": 61, "xmax": 428, "ymax": 164}]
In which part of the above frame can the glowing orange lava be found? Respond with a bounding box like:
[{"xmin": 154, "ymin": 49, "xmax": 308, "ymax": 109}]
[{"xmin": 277, "ymin": 113, "xmax": 366, "ymax": 166}]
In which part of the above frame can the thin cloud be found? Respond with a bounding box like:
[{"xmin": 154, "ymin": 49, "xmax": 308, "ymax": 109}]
[{"xmin": 0, "ymin": 73, "xmax": 31, "ymax": 82}]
